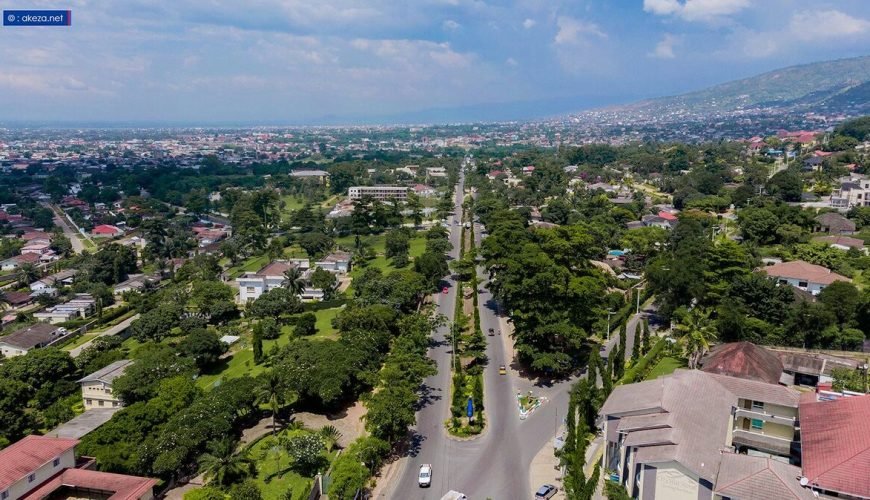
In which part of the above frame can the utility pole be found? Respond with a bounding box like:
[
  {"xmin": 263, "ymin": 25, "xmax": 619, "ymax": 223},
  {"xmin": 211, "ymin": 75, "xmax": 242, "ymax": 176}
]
[{"xmin": 606, "ymin": 310, "xmax": 616, "ymax": 341}]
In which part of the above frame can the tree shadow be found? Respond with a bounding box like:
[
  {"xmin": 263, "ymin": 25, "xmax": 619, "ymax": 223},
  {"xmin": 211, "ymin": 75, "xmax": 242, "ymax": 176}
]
[{"xmin": 414, "ymin": 383, "xmax": 442, "ymax": 411}]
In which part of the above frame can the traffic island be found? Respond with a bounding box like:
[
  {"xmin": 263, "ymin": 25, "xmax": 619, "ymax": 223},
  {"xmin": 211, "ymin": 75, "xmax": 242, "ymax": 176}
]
[{"xmin": 517, "ymin": 390, "xmax": 545, "ymax": 420}]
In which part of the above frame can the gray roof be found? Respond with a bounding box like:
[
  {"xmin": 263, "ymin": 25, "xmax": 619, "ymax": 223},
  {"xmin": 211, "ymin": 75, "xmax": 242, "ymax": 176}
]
[
  {"xmin": 46, "ymin": 408, "xmax": 122, "ymax": 439},
  {"xmin": 600, "ymin": 370, "xmax": 736, "ymax": 482},
  {"xmin": 78, "ymin": 360, "xmax": 133, "ymax": 384},
  {"xmin": 715, "ymin": 453, "xmax": 815, "ymax": 500},
  {"xmin": 0, "ymin": 323, "xmax": 66, "ymax": 349},
  {"xmin": 704, "ymin": 371, "xmax": 800, "ymax": 408}
]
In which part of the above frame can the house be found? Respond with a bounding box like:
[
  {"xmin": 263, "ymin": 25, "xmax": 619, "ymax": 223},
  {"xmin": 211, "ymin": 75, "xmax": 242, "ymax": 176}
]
[
  {"xmin": 314, "ymin": 251, "xmax": 352, "ymax": 274},
  {"xmin": 799, "ymin": 392, "xmax": 870, "ymax": 499},
  {"xmin": 802, "ymin": 156, "xmax": 824, "ymax": 172},
  {"xmin": 29, "ymin": 269, "xmax": 78, "ymax": 295},
  {"xmin": 2, "ymin": 291, "xmax": 33, "ymax": 309},
  {"xmin": 236, "ymin": 261, "xmax": 323, "ymax": 303},
  {"xmin": 0, "ymin": 323, "xmax": 70, "ymax": 357},
  {"xmin": 814, "ymin": 212, "xmax": 856, "ymax": 235},
  {"xmin": 0, "ymin": 435, "xmax": 156, "ymax": 500},
  {"xmin": 20, "ymin": 231, "xmax": 51, "ymax": 243},
  {"xmin": 33, "ymin": 294, "xmax": 96, "ymax": 324},
  {"xmin": 830, "ymin": 173, "xmax": 870, "ymax": 209},
  {"xmin": 760, "ymin": 260, "xmax": 850, "ymax": 295},
  {"xmin": 426, "ymin": 166, "xmax": 447, "ymax": 178},
  {"xmin": 641, "ymin": 214, "xmax": 675, "ymax": 230},
  {"xmin": 0, "ymin": 253, "xmax": 39, "ymax": 271},
  {"xmin": 91, "ymin": 224, "xmax": 123, "ymax": 237},
  {"xmin": 78, "ymin": 360, "xmax": 133, "ymax": 411},
  {"xmin": 348, "ymin": 185, "xmax": 409, "ymax": 201},
  {"xmin": 811, "ymin": 235, "xmax": 867, "ymax": 253},
  {"xmin": 699, "ymin": 341, "xmax": 785, "ymax": 385},
  {"xmin": 713, "ymin": 453, "xmax": 814, "ymax": 500},
  {"xmin": 775, "ymin": 350, "xmax": 860, "ymax": 387},
  {"xmin": 412, "ymin": 184, "xmax": 436, "ymax": 197},
  {"xmin": 600, "ymin": 370, "xmax": 803, "ymax": 500},
  {"xmin": 193, "ymin": 228, "xmax": 228, "ymax": 247},
  {"xmin": 20, "ymin": 242, "xmax": 52, "ymax": 256},
  {"xmin": 113, "ymin": 274, "xmax": 160, "ymax": 296}
]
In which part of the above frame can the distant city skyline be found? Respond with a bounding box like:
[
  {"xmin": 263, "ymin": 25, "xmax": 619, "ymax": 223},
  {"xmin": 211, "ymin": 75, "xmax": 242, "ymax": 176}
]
[{"xmin": 0, "ymin": 0, "xmax": 868, "ymax": 124}]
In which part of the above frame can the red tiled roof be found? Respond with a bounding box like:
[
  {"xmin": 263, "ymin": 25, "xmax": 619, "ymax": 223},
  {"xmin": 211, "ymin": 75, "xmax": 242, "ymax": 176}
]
[
  {"xmin": 256, "ymin": 261, "xmax": 294, "ymax": 277},
  {"xmin": 92, "ymin": 224, "xmax": 122, "ymax": 235},
  {"xmin": 800, "ymin": 394, "xmax": 870, "ymax": 498},
  {"xmin": 657, "ymin": 211, "xmax": 678, "ymax": 221},
  {"xmin": 21, "ymin": 468, "xmax": 156, "ymax": 500},
  {"xmin": 0, "ymin": 435, "xmax": 79, "ymax": 490},
  {"xmin": 761, "ymin": 260, "xmax": 850, "ymax": 286},
  {"xmin": 700, "ymin": 342, "xmax": 783, "ymax": 385}
]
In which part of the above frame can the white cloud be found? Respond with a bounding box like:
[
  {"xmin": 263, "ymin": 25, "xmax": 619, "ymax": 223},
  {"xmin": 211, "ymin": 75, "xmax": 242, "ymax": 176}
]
[
  {"xmin": 554, "ymin": 16, "xmax": 607, "ymax": 45},
  {"xmin": 649, "ymin": 33, "xmax": 678, "ymax": 59},
  {"xmin": 506, "ymin": 57, "xmax": 518, "ymax": 66},
  {"xmin": 790, "ymin": 10, "xmax": 870, "ymax": 41},
  {"xmin": 523, "ymin": 18, "xmax": 536, "ymax": 29},
  {"xmin": 643, "ymin": 0, "xmax": 750, "ymax": 22},
  {"xmin": 443, "ymin": 19, "xmax": 461, "ymax": 31}
]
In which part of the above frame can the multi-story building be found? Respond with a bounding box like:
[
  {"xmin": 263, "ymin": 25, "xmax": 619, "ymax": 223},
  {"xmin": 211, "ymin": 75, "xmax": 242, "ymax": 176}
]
[
  {"xmin": 831, "ymin": 173, "xmax": 870, "ymax": 209},
  {"xmin": 236, "ymin": 260, "xmax": 323, "ymax": 303},
  {"xmin": 0, "ymin": 435, "xmax": 156, "ymax": 500},
  {"xmin": 33, "ymin": 294, "xmax": 97, "ymax": 324},
  {"xmin": 599, "ymin": 369, "xmax": 803, "ymax": 500},
  {"xmin": 78, "ymin": 360, "xmax": 133, "ymax": 411},
  {"xmin": 348, "ymin": 185, "xmax": 409, "ymax": 201}
]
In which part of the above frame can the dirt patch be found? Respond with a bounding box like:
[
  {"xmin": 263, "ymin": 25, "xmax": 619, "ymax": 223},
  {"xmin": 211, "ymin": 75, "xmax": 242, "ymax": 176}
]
[{"xmin": 293, "ymin": 401, "xmax": 367, "ymax": 448}]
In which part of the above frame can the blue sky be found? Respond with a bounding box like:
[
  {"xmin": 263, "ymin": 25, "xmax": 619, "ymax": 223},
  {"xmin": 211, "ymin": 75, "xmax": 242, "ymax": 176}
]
[{"xmin": 0, "ymin": 0, "xmax": 868, "ymax": 123}]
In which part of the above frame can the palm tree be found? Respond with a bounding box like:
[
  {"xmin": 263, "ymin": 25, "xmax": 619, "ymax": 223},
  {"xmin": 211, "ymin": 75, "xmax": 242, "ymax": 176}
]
[
  {"xmin": 17, "ymin": 263, "xmax": 40, "ymax": 288},
  {"xmin": 282, "ymin": 267, "xmax": 305, "ymax": 296},
  {"xmin": 198, "ymin": 438, "xmax": 252, "ymax": 487},
  {"xmin": 257, "ymin": 371, "xmax": 284, "ymax": 437},
  {"xmin": 319, "ymin": 425, "xmax": 342, "ymax": 453},
  {"xmin": 675, "ymin": 308, "xmax": 717, "ymax": 369},
  {"xmin": 0, "ymin": 290, "xmax": 8, "ymax": 311}
]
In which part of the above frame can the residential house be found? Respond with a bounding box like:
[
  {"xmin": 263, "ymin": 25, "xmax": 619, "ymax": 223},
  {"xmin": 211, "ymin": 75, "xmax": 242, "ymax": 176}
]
[
  {"xmin": 236, "ymin": 261, "xmax": 323, "ymax": 303},
  {"xmin": 426, "ymin": 166, "xmax": 447, "ymax": 178},
  {"xmin": 799, "ymin": 392, "xmax": 870, "ymax": 499},
  {"xmin": 348, "ymin": 185, "xmax": 409, "ymax": 201},
  {"xmin": 0, "ymin": 253, "xmax": 39, "ymax": 271},
  {"xmin": 91, "ymin": 224, "xmax": 123, "ymax": 237},
  {"xmin": 113, "ymin": 274, "xmax": 160, "ymax": 296},
  {"xmin": 760, "ymin": 260, "xmax": 850, "ymax": 295},
  {"xmin": 776, "ymin": 350, "xmax": 860, "ymax": 387},
  {"xmin": 699, "ymin": 341, "xmax": 785, "ymax": 385},
  {"xmin": 814, "ymin": 212, "xmax": 856, "ymax": 235},
  {"xmin": 831, "ymin": 174, "xmax": 870, "ymax": 209},
  {"xmin": 2, "ymin": 291, "xmax": 33, "ymax": 310},
  {"xmin": 78, "ymin": 360, "xmax": 133, "ymax": 411},
  {"xmin": 314, "ymin": 251, "xmax": 352, "ymax": 274},
  {"xmin": 0, "ymin": 323, "xmax": 70, "ymax": 357},
  {"xmin": 29, "ymin": 269, "xmax": 78, "ymax": 295},
  {"xmin": 20, "ymin": 242, "xmax": 52, "ymax": 256},
  {"xmin": 33, "ymin": 294, "xmax": 96, "ymax": 324},
  {"xmin": 641, "ymin": 214, "xmax": 675, "ymax": 230},
  {"xmin": 0, "ymin": 435, "xmax": 156, "ymax": 500},
  {"xmin": 193, "ymin": 228, "xmax": 228, "ymax": 247},
  {"xmin": 811, "ymin": 235, "xmax": 867, "ymax": 253},
  {"xmin": 802, "ymin": 156, "xmax": 824, "ymax": 172},
  {"xmin": 289, "ymin": 169, "xmax": 329, "ymax": 182},
  {"xmin": 600, "ymin": 369, "xmax": 802, "ymax": 500}
]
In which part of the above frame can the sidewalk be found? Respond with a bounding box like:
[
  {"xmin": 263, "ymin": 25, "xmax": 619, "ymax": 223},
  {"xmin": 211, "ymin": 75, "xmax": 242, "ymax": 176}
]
[{"xmin": 528, "ymin": 434, "xmax": 565, "ymax": 500}]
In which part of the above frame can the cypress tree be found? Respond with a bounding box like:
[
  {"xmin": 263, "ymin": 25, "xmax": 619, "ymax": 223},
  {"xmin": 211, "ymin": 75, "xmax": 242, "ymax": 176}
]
[
  {"xmin": 631, "ymin": 322, "xmax": 641, "ymax": 364},
  {"xmin": 253, "ymin": 325, "xmax": 263, "ymax": 364}
]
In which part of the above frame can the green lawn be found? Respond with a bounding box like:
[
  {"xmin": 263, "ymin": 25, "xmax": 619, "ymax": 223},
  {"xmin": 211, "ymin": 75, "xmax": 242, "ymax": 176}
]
[
  {"xmin": 338, "ymin": 232, "xmax": 427, "ymax": 280},
  {"xmin": 196, "ymin": 307, "xmax": 344, "ymax": 390},
  {"xmin": 645, "ymin": 356, "xmax": 687, "ymax": 381},
  {"xmin": 226, "ymin": 254, "xmax": 271, "ymax": 279},
  {"xmin": 248, "ymin": 432, "xmax": 322, "ymax": 499},
  {"xmin": 280, "ymin": 195, "xmax": 306, "ymax": 220},
  {"xmin": 61, "ymin": 333, "xmax": 97, "ymax": 351}
]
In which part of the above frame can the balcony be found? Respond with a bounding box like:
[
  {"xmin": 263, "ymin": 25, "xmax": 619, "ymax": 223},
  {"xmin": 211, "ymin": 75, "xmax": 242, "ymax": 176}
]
[
  {"xmin": 731, "ymin": 429, "xmax": 793, "ymax": 456},
  {"xmin": 734, "ymin": 408, "xmax": 798, "ymax": 427}
]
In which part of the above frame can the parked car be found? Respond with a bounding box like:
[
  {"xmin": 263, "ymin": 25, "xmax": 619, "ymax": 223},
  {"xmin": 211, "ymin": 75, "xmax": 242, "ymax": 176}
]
[
  {"xmin": 419, "ymin": 464, "xmax": 432, "ymax": 487},
  {"xmin": 535, "ymin": 484, "xmax": 558, "ymax": 499}
]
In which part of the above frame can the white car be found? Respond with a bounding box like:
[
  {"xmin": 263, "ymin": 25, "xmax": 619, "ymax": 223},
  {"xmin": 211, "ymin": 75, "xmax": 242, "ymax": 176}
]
[{"xmin": 418, "ymin": 464, "xmax": 433, "ymax": 487}]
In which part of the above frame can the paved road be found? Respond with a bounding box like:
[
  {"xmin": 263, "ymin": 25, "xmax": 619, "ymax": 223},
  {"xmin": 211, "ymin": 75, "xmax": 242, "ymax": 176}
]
[
  {"xmin": 389, "ymin": 163, "xmax": 651, "ymax": 499},
  {"xmin": 46, "ymin": 203, "xmax": 88, "ymax": 254},
  {"xmin": 68, "ymin": 313, "xmax": 139, "ymax": 358}
]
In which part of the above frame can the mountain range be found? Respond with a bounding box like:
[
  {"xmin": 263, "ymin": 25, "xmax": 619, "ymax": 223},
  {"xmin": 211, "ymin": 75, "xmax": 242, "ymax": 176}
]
[{"xmin": 604, "ymin": 55, "xmax": 870, "ymax": 119}]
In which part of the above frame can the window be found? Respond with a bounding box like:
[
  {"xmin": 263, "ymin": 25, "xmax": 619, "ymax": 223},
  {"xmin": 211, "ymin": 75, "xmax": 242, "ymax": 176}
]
[
  {"xmin": 751, "ymin": 401, "xmax": 764, "ymax": 412},
  {"xmin": 246, "ymin": 287, "xmax": 255, "ymax": 293},
  {"xmin": 2, "ymin": 490, "xmax": 9, "ymax": 499},
  {"xmin": 751, "ymin": 419, "xmax": 764, "ymax": 430},
  {"xmin": 798, "ymin": 281, "xmax": 808, "ymax": 288},
  {"xmin": 98, "ymin": 400, "xmax": 104, "ymax": 406},
  {"xmin": 53, "ymin": 457, "xmax": 60, "ymax": 467},
  {"xmin": 86, "ymin": 399, "xmax": 92, "ymax": 405},
  {"xmin": 28, "ymin": 473, "xmax": 36, "ymax": 483}
]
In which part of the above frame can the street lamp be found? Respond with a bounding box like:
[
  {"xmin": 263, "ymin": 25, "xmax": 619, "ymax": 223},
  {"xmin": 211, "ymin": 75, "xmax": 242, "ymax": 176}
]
[{"xmin": 861, "ymin": 362, "xmax": 869, "ymax": 394}]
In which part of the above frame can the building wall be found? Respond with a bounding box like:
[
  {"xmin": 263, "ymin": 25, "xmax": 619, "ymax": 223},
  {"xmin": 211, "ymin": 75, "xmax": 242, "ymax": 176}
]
[
  {"xmin": 650, "ymin": 462, "xmax": 707, "ymax": 500},
  {"xmin": 0, "ymin": 342, "xmax": 28, "ymax": 358},
  {"xmin": 82, "ymin": 381, "xmax": 123, "ymax": 411},
  {"xmin": 776, "ymin": 277, "xmax": 830, "ymax": 295},
  {"xmin": 4, "ymin": 448, "xmax": 75, "ymax": 500}
]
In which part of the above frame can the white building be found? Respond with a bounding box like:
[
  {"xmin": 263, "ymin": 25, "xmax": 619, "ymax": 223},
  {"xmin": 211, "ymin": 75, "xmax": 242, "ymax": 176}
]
[
  {"xmin": 831, "ymin": 173, "xmax": 870, "ymax": 209},
  {"xmin": 314, "ymin": 252, "xmax": 352, "ymax": 274},
  {"xmin": 78, "ymin": 360, "xmax": 133, "ymax": 411},
  {"xmin": 348, "ymin": 185, "xmax": 409, "ymax": 201},
  {"xmin": 760, "ymin": 260, "xmax": 850, "ymax": 295},
  {"xmin": 236, "ymin": 260, "xmax": 323, "ymax": 303}
]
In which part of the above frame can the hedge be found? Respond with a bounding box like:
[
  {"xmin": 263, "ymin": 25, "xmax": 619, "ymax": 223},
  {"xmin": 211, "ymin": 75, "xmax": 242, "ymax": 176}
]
[{"xmin": 619, "ymin": 337, "xmax": 668, "ymax": 384}]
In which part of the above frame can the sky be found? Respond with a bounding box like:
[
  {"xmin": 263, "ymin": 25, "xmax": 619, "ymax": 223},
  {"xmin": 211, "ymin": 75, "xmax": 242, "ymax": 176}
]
[{"xmin": 0, "ymin": 0, "xmax": 868, "ymax": 124}]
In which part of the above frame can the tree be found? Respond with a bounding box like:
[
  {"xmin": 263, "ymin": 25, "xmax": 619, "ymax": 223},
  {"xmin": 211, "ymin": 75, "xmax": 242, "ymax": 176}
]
[
  {"xmin": 295, "ymin": 312, "xmax": 317, "ymax": 336},
  {"xmin": 413, "ymin": 251, "xmax": 449, "ymax": 291},
  {"xmin": 17, "ymin": 263, "xmax": 40, "ymax": 287},
  {"xmin": 183, "ymin": 487, "xmax": 227, "ymax": 500},
  {"xmin": 113, "ymin": 345, "xmax": 196, "ymax": 403},
  {"xmin": 630, "ymin": 322, "xmax": 641, "ymax": 364},
  {"xmin": 385, "ymin": 228, "xmax": 410, "ymax": 264},
  {"xmin": 298, "ymin": 232, "xmax": 334, "ymax": 259},
  {"xmin": 228, "ymin": 481, "xmax": 263, "ymax": 500},
  {"xmin": 249, "ymin": 288, "xmax": 302, "ymax": 320},
  {"xmin": 641, "ymin": 320, "xmax": 651, "ymax": 355},
  {"xmin": 675, "ymin": 308, "xmax": 717, "ymax": 369},
  {"xmin": 407, "ymin": 192, "xmax": 424, "ymax": 226},
  {"xmin": 364, "ymin": 384, "xmax": 417, "ymax": 443},
  {"xmin": 282, "ymin": 267, "xmax": 306, "ymax": 296},
  {"xmin": 818, "ymin": 281, "xmax": 861, "ymax": 327},
  {"xmin": 283, "ymin": 434, "xmax": 326, "ymax": 475},
  {"xmin": 198, "ymin": 438, "xmax": 252, "ymax": 487},
  {"xmin": 310, "ymin": 267, "xmax": 338, "ymax": 300},
  {"xmin": 319, "ymin": 425, "xmax": 342, "ymax": 453},
  {"xmin": 131, "ymin": 304, "xmax": 181, "ymax": 342},
  {"xmin": 178, "ymin": 329, "xmax": 226, "ymax": 369},
  {"xmin": 253, "ymin": 325, "xmax": 264, "ymax": 364},
  {"xmin": 766, "ymin": 170, "xmax": 803, "ymax": 202},
  {"xmin": 253, "ymin": 317, "xmax": 280, "ymax": 340},
  {"xmin": 0, "ymin": 379, "xmax": 34, "ymax": 444}
]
